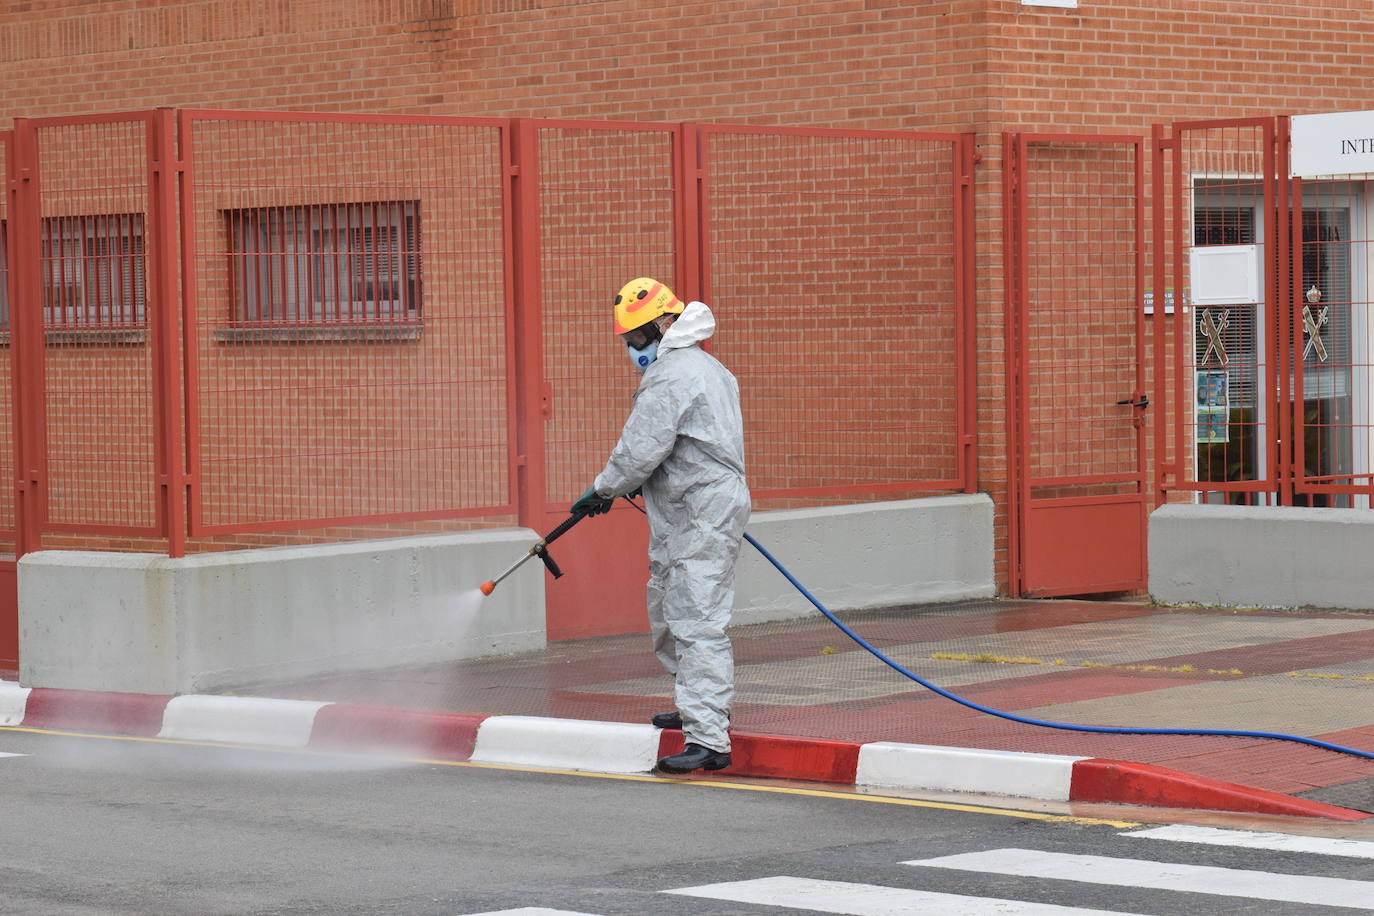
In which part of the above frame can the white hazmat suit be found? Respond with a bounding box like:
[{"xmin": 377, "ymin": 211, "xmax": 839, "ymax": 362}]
[{"xmin": 593, "ymin": 301, "xmax": 750, "ymax": 753}]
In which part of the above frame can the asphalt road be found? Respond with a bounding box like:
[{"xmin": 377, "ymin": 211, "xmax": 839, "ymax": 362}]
[{"xmin": 3, "ymin": 727, "xmax": 1374, "ymax": 915}]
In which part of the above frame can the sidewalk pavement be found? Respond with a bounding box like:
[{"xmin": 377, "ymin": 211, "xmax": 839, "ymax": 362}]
[
  {"xmin": 229, "ymin": 596, "xmax": 1374, "ymax": 816},
  {"xmin": 6, "ymin": 597, "xmax": 1374, "ymax": 819}
]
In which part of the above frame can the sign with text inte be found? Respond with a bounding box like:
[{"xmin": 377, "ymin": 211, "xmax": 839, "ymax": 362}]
[{"xmin": 1291, "ymin": 109, "xmax": 1374, "ymax": 178}]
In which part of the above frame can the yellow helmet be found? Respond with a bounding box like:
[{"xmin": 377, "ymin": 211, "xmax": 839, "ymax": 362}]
[{"xmin": 613, "ymin": 277, "xmax": 684, "ymax": 335}]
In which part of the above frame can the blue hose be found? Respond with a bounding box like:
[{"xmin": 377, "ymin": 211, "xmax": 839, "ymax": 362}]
[{"xmin": 742, "ymin": 531, "xmax": 1374, "ymax": 762}]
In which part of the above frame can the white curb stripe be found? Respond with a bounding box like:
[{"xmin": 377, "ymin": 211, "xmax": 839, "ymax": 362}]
[
  {"xmin": 0, "ymin": 680, "xmax": 31, "ymax": 726},
  {"xmin": 666, "ymin": 875, "xmax": 1123, "ymax": 915},
  {"xmin": 459, "ymin": 909, "xmax": 605, "ymax": 915},
  {"xmin": 470, "ymin": 716, "xmax": 661, "ymax": 774},
  {"xmin": 1125, "ymin": 824, "xmax": 1374, "ymax": 859},
  {"xmin": 904, "ymin": 848, "xmax": 1374, "ymax": 910},
  {"xmin": 158, "ymin": 695, "xmax": 331, "ymax": 748},
  {"xmin": 856, "ymin": 742, "xmax": 1087, "ymax": 800},
  {"xmin": 0, "ymin": 752, "xmax": 27, "ymax": 758}
]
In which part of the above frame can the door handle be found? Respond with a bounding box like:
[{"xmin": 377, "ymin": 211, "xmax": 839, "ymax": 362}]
[{"xmin": 1116, "ymin": 394, "xmax": 1149, "ymax": 409}]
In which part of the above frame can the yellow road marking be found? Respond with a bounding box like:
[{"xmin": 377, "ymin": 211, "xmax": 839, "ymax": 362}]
[{"xmin": 1, "ymin": 724, "xmax": 1138, "ymax": 828}]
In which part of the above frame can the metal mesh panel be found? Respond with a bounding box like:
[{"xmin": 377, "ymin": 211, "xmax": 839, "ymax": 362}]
[
  {"xmin": 1023, "ymin": 141, "xmax": 1140, "ymax": 492},
  {"xmin": 538, "ymin": 126, "xmax": 678, "ymax": 505},
  {"xmin": 185, "ymin": 116, "xmax": 511, "ymax": 530},
  {"xmin": 1293, "ymin": 176, "xmax": 1370, "ymax": 506},
  {"xmin": 704, "ymin": 131, "xmax": 961, "ymax": 499},
  {"xmin": 1177, "ymin": 124, "xmax": 1273, "ymax": 501},
  {"xmin": 35, "ymin": 119, "xmax": 158, "ymax": 532}
]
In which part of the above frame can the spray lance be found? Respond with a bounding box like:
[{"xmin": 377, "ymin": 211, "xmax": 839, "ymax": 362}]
[
  {"xmin": 477, "ymin": 511, "xmax": 588, "ymax": 596},
  {"xmin": 479, "ymin": 496, "xmax": 633, "ymax": 595}
]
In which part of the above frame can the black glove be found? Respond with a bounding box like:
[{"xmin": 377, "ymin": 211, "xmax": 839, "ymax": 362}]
[{"xmin": 571, "ymin": 486, "xmax": 614, "ymax": 517}]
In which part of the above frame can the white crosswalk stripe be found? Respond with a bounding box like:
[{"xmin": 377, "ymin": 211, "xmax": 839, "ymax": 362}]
[
  {"xmin": 469, "ymin": 832, "xmax": 1374, "ymax": 916},
  {"xmin": 0, "ymin": 751, "xmax": 26, "ymax": 758},
  {"xmin": 1124, "ymin": 823, "xmax": 1374, "ymax": 859},
  {"xmin": 665, "ymin": 875, "xmax": 1133, "ymax": 915},
  {"xmin": 904, "ymin": 847, "xmax": 1374, "ymax": 910}
]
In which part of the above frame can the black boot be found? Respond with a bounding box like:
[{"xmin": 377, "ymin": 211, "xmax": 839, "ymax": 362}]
[
  {"xmin": 657, "ymin": 742, "xmax": 731, "ymax": 774},
  {"xmin": 650, "ymin": 710, "xmax": 682, "ymax": 729},
  {"xmin": 650, "ymin": 710, "xmax": 730, "ymax": 730}
]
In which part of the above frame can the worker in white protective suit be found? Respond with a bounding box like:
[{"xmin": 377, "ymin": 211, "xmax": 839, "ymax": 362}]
[{"xmin": 571, "ymin": 277, "xmax": 751, "ymax": 774}]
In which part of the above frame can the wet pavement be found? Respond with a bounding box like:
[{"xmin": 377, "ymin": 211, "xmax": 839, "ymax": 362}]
[{"xmin": 242, "ymin": 597, "xmax": 1374, "ymax": 810}]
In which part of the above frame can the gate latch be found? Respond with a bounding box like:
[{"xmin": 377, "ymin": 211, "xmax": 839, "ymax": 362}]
[{"xmin": 1116, "ymin": 394, "xmax": 1150, "ymax": 409}]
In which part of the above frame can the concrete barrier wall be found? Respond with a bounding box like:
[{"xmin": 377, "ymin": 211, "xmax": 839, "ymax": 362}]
[
  {"xmin": 733, "ymin": 494, "xmax": 996, "ymax": 625},
  {"xmin": 1149, "ymin": 503, "xmax": 1374, "ymax": 610},
  {"xmin": 18, "ymin": 494, "xmax": 995, "ymax": 694},
  {"xmin": 19, "ymin": 530, "xmax": 546, "ymax": 695}
]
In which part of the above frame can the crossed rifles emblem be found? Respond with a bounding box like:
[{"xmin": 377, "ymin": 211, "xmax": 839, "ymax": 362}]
[
  {"xmin": 1303, "ymin": 304, "xmax": 1330, "ymax": 363},
  {"xmin": 1199, "ymin": 308, "xmax": 1229, "ymax": 366},
  {"xmin": 1199, "ymin": 304, "xmax": 1330, "ymax": 365}
]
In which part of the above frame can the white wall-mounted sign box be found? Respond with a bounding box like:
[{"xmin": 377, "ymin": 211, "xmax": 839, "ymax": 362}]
[
  {"xmin": 1190, "ymin": 244, "xmax": 1261, "ymax": 305},
  {"xmin": 1022, "ymin": 0, "xmax": 1077, "ymax": 6},
  {"xmin": 1292, "ymin": 109, "xmax": 1374, "ymax": 178}
]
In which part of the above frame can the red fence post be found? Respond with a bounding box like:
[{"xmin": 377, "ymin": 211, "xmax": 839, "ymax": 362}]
[
  {"xmin": 8, "ymin": 119, "xmax": 45, "ymax": 558},
  {"xmin": 1001, "ymin": 131, "xmax": 1024, "ymax": 596},
  {"xmin": 958, "ymin": 132, "xmax": 978, "ymax": 493},
  {"xmin": 148, "ymin": 108, "xmax": 187, "ymax": 557},
  {"xmin": 678, "ymin": 123, "xmax": 706, "ymax": 304},
  {"xmin": 176, "ymin": 110, "xmax": 203, "ymax": 542},
  {"xmin": 507, "ymin": 118, "xmax": 548, "ymax": 531},
  {"xmin": 1150, "ymin": 122, "xmax": 1168, "ymax": 505},
  {"xmin": 1275, "ymin": 116, "xmax": 1295, "ymax": 507}
]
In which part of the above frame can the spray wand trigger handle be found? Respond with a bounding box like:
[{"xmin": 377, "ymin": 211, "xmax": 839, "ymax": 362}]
[{"xmin": 534, "ymin": 543, "xmax": 563, "ymax": 579}]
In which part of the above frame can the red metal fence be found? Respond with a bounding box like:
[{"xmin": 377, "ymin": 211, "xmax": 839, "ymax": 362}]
[
  {"xmin": 1153, "ymin": 118, "xmax": 1282, "ymax": 505},
  {"xmin": 1149, "ymin": 116, "xmax": 1374, "ymax": 509},
  {"xmin": 701, "ymin": 125, "xmax": 977, "ymax": 502},
  {"xmin": 0, "ymin": 111, "xmax": 977, "ymax": 615}
]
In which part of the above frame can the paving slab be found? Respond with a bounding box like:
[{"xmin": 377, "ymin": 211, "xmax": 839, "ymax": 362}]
[
  {"xmin": 1013, "ymin": 678, "xmax": 1374, "ymax": 735},
  {"xmin": 1297, "ymin": 777, "xmax": 1374, "ymax": 814}
]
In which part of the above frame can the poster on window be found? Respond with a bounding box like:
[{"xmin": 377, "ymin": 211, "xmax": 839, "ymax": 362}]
[{"xmin": 1196, "ymin": 369, "xmax": 1229, "ymax": 444}]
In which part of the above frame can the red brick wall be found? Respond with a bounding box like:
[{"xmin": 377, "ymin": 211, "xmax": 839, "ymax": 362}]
[
  {"xmin": 0, "ymin": 1, "xmax": 993, "ymax": 129},
  {"xmin": 7, "ymin": 0, "xmax": 1374, "ymax": 587}
]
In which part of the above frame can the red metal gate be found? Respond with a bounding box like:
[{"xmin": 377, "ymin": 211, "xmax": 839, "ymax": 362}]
[
  {"xmin": 1153, "ymin": 115, "xmax": 1374, "ymax": 510},
  {"xmin": 1005, "ymin": 133, "xmax": 1148, "ymax": 596},
  {"xmin": 1152, "ymin": 118, "xmax": 1284, "ymax": 506}
]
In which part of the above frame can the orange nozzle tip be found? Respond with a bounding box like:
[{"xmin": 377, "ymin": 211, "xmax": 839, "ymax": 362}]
[{"xmin": 479, "ymin": 581, "xmax": 495, "ymax": 596}]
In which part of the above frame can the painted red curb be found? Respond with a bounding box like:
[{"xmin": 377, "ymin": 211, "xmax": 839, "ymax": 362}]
[
  {"xmin": 22, "ymin": 687, "xmax": 170, "ymax": 736},
  {"xmin": 7, "ymin": 681, "xmax": 1370, "ymax": 822},
  {"xmin": 309, "ymin": 705, "xmax": 487, "ymax": 761},
  {"xmin": 1070, "ymin": 758, "xmax": 1373, "ymax": 821},
  {"xmin": 658, "ymin": 729, "xmax": 862, "ymax": 784}
]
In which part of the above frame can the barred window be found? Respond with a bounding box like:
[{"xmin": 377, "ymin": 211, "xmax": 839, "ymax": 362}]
[
  {"xmin": 227, "ymin": 201, "xmax": 421, "ymax": 324},
  {"xmin": 41, "ymin": 213, "xmax": 146, "ymax": 329}
]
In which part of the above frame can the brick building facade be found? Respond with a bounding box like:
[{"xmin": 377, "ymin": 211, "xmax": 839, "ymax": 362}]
[{"xmin": 4, "ymin": 1, "xmax": 1374, "ymax": 652}]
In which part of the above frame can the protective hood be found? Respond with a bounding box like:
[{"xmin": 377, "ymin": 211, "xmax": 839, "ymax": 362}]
[{"xmin": 657, "ymin": 301, "xmax": 715, "ymax": 354}]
